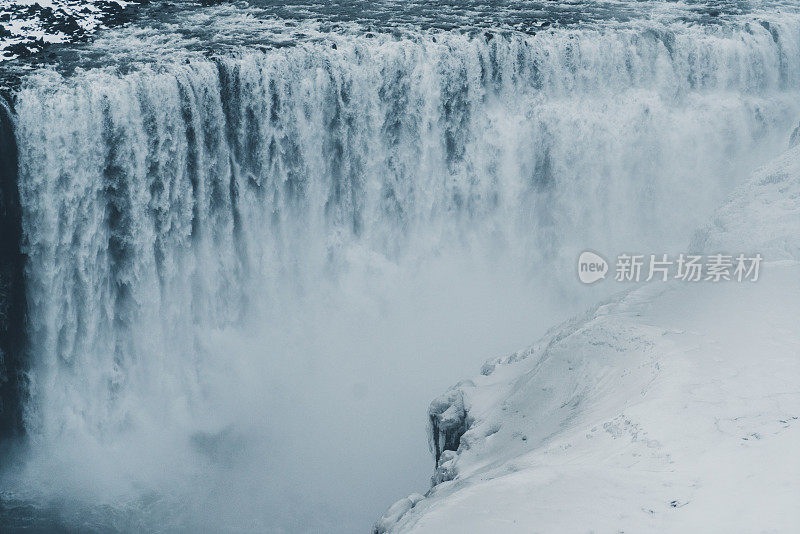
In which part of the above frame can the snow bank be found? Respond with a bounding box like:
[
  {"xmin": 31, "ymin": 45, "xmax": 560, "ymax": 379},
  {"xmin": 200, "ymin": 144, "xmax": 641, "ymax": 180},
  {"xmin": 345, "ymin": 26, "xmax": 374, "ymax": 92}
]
[{"xmin": 378, "ymin": 144, "xmax": 800, "ymax": 532}]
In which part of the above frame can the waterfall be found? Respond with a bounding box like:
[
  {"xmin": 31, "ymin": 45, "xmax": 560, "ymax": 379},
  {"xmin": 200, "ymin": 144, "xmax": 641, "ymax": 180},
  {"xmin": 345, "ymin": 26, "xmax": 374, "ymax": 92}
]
[{"xmin": 5, "ymin": 13, "xmax": 800, "ymax": 532}]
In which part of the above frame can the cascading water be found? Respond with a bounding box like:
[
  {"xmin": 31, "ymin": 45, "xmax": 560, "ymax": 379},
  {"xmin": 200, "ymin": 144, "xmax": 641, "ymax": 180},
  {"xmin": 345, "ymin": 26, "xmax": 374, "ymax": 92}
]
[{"xmin": 3, "ymin": 6, "xmax": 800, "ymax": 532}]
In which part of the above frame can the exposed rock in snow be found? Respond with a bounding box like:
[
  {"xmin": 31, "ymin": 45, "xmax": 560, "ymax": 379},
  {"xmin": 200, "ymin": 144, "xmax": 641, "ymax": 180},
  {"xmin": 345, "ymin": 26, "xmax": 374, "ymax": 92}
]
[
  {"xmin": 0, "ymin": 0, "xmax": 136, "ymax": 61},
  {"xmin": 378, "ymin": 145, "xmax": 800, "ymax": 532},
  {"xmin": 428, "ymin": 387, "xmax": 470, "ymax": 473}
]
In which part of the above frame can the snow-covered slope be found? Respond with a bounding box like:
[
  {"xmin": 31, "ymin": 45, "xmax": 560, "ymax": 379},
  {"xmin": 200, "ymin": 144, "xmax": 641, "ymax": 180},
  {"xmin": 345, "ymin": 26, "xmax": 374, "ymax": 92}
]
[{"xmin": 377, "ymin": 144, "xmax": 800, "ymax": 533}]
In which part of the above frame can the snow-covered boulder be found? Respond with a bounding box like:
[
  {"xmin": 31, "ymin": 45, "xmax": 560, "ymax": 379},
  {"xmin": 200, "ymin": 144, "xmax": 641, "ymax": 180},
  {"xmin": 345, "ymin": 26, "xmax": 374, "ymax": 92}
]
[{"xmin": 374, "ymin": 494, "xmax": 425, "ymax": 534}]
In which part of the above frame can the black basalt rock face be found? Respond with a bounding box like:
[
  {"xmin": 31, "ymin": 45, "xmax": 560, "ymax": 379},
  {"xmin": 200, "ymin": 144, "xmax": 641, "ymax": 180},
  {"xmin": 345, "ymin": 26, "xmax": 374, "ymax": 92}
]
[{"xmin": 0, "ymin": 98, "xmax": 27, "ymax": 443}]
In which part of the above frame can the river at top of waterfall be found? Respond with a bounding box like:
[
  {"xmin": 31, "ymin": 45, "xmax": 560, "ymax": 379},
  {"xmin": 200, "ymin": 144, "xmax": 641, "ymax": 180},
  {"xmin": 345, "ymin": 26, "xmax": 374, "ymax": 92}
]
[{"xmin": 2, "ymin": 1, "xmax": 800, "ymax": 532}]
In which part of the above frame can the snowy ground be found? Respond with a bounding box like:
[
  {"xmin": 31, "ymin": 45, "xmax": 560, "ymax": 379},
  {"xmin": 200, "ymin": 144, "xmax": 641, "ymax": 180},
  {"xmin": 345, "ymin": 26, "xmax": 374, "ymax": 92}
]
[
  {"xmin": 0, "ymin": 0, "xmax": 134, "ymax": 60},
  {"xmin": 377, "ymin": 143, "xmax": 800, "ymax": 533}
]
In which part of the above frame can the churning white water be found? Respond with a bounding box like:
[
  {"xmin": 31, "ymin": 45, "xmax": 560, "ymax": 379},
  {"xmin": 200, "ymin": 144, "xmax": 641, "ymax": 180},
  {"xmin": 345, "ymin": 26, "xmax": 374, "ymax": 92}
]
[{"xmin": 5, "ymin": 8, "xmax": 800, "ymax": 532}]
